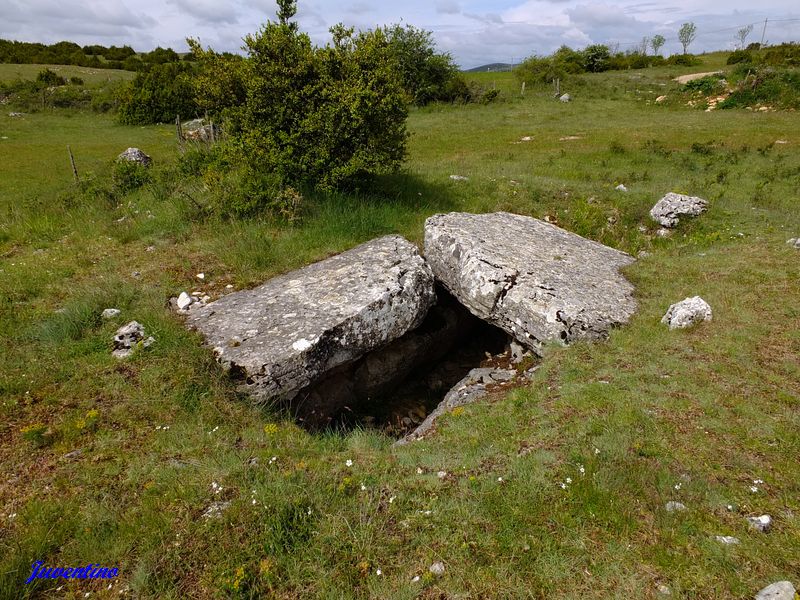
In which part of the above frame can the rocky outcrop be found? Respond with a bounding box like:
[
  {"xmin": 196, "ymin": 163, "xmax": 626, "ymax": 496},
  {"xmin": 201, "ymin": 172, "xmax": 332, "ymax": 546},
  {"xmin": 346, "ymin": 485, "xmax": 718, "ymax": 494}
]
[
  {"xmin": 662, "ymin": 296, "xmax": 712, "ymax": 330},
  {"xmin": 112, "ymin": 321, "xmax": 154, "ymax": 359},
  {"xmin": 117, "ymin": 147, "xmax": 152, "ymax": 167},
  {"xmin": 186, "ymin": 236, "xmax": 436, "ymax": 407},
  {"xmin": 424, "ymin": 212, "xmax": 637, "ymax": 354},
  {"xmin": 650, "ymin": 193, "xmax": 708, "ymax": 228}
]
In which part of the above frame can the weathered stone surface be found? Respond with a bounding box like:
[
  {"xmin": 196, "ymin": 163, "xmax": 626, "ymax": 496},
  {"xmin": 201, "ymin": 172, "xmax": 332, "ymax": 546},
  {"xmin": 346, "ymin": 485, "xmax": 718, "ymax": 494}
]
[
  {"xmin": 715, "ymin": 535, "xmax": 740, "ymax": 545},
  {"xmin": 559, "ymin": 93, "xmax": 572, "ymax": 102},
  {"xmin": 650, "ymin": 192, "xmax": 708, "ymax": 228},
  {"xmin": 101, "ymin": 308, "xmax": 121, "ymax": 319},
  {"xmin": 183, "ymin": 118, "xmax": 220, "ymax": 142},
  {"xmin": 755, "ymin": 581, "xmax": 796, "ymax": 600},
  {"xmin": 787, "ymin": 238, "xmax": 800, "ymax": 249},
  {"xmin": 424, "ymin": 212, "xmax": 637, "ymax": 354},
  {"xmin": 665, "ymin": 501, "xmax": 687, "ymax": 512},
  {"xmin": 661, "ymin": 296, "xmax": 712, "ymax": 330},
  {"xmin": 117, "ymin": 147, "xmax": 152, "ymax": 167},
  {"xmin": 186, "ymin": 236, "xmax": 436, "ymax": 406}
]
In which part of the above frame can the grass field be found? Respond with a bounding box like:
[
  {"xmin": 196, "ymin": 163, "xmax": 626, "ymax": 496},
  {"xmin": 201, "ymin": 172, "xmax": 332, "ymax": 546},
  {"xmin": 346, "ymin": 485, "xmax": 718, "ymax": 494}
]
[{"xmin": 1, "ymin": 57, "xmax": 799, "ymax": 599}]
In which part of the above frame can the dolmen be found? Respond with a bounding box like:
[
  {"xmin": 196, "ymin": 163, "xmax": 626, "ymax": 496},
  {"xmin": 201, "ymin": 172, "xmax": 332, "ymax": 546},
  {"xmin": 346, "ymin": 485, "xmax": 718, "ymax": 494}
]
[{"xmin": 185, "ymin": 213, "xmax": 638, "ymax": 428}]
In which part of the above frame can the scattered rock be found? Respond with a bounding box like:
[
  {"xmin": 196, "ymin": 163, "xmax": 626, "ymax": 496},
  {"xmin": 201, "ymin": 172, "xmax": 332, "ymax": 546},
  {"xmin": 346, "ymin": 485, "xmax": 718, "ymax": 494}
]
[
  {"xmin": 747, "ymin": 514, "xmax": 772, "ymax": 533},
  {"xmin": 661, "ymin": 296, "xmax": 712, "ymax": 330},
  {"xmin": 657, "ymin": 584, "xmax": 672, "ymax": 596},
  {"xmin": 112, "ymin": 321, "xmax": 154, "ymax": 359},
  {"xmin": 559, "ymin": 93, "xmax": 572, "ymax": 102},
  {"xmin": 650, "ymin": 192, "xmax": 709, "ymax": 228},
  {"xmin": 509, "ymin": 339, "xmax": 528, "ymax": 364},
  {"xmin": 8, "ymin": 112, "xmax": 24, "ymax": 117},
  {"xmin": 201, "ymin": 501, "xmax": 231, "ymax": 520},
  {"xmin": 176, "ymin": 292, "xmax": 195, "ymax": 310},
  {"xmin": 424, "ymin": 212, "xmax": 637, "ymax": 355},
  {"xmin": 429, "ymin": 562, "xmax": 446, "ymax": 577},
  {"xmin": 182, "ymin": 118, "xmax": 220, "ymax": 142},
  {"xmin": 449, "ymin": 175, "xmax": 468, "ymax": 181},
  {"xmin": 786, "ymin": 238, "xmax": 800, "ymax": 249},
  {"xmin": 755, "ymin": 581, "xmax": 796, "ymax": 600},
  {"xmin": 101, "ymin": 308, "xmax": 121, "ymax": 319},
  {"xmin": 186, "ymin": 236, "xmax": 435, "ymax": 408},
  {"xmin": 665, "ymin": 501, "xmax": 687, "ymax": 512},
  {"xmin": 197, "ymin": 273, "xmax": 205, "ymax": 280},
  {"xmin": 656, "ymin": 228, "xmax": 672, "ymax": 238},
  {"xmin": 615, "ymin": 184, "xmax": 628, "ymax": 192},
  {"xmin": 520, "ymin": 136, "xmax": 533, "ymax": 142},
  {"xmin": 559, "ymin": 135, "xmax": 582, "ymax": 141},
  {"xmin": 655, "ymin": 95, "xmax": 668, "ymax": 103},
  {"xmin": 117, "ymin": 147, "xmax": 152, "ymax": 167},
  {"xmin": 715, "ymin": 535, "xmax": 740, "ymax": 545}
]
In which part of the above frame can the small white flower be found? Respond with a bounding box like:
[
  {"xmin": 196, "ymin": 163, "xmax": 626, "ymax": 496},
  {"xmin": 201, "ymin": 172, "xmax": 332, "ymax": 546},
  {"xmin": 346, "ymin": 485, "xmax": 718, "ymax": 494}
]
[
  {"xmin": 594, "ymin": 447, "xmax": 600, "ymax": 455},
  {"xmin": 306, "ymin": 507, "xmax": 312, "ymax": 515},
  {"xmin": 753, "ymin": 479, "xmax": 764, "ymax": 485},
  {"xmin": 560, "ymin": 482, "xmax": 567, "ymax": 489},
  {"xmin": 750, "ymin": 486, "xmax": 759, "ymax": 493},
  {"xmin": 423, "ymin": 510, "xmax": 432, "ymax": 516},
  {"xmin": 416, "ymin": 467, "xmax": 423, "ymax": 474},
  {"xmin": 437, "ymin": 471, "xmax": 447, "ymax": 479},
  {"xmin": 252, "ymin": 499, "xmax": 257, "ymax": 505},
  {"xmin": 360, "ymin": 484, "xmax": 367, "ymax": 491},
  {"xmin": 674, "ymin": 483, "xmax": 682, "ymax": 491},
  {"xmin": 376, "ymin": 569, "xmax": 382, "ymax": 576},
  {"xmin": 566, "ymin": 477, "xmax": 572, "ymax": 484},
  {"xmin": 578, "ymin": 465, "xmax": 585, "ymax": 475},
  {"xmin": 412, "ymin": 576, "xmax": 420, "ymax": 582},
  {"xmin": 8, "ymin": 513, "xmax": 17, "ymax": 519},
  {"xmin": 497, "ymin": 477, "xmax": 503, "ymax": 482},
  {"xmin": 726, "ymin": 504, "xmax": 734, "ymax": 511},
  {"xmin": 269, "ymin": 456, "xmax": 277, "ymax": 464},
  {"xmin": 389, "ymin": 496, "xmax": 396, "ymax": 504},
  {"xmin": 345, "ymin": 459, "xmax": 353, "ymax": 467}
]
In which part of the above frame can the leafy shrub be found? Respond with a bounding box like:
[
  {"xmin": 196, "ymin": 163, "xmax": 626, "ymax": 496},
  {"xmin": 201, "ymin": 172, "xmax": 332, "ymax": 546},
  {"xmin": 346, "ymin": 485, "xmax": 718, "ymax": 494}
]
[
  {"xmin": 229, "ymin": 9, "xmax": 407, "ymax": 191},
  {"xmin": 727, "ymin": 50, "xmax": 752, "ymax": 65},
  {"xmin": 36, "ymin": 68, "xmax": 66, "ymax": 86},
  {"xmin": 762, "ymin": 43, "xmax": 800, "ymax": 67},
  {"xmin": 583, "ymin": 44, "xmax": 611, "ymax": 72},
  {"xmin": 718, "ymin": 67, "xmax": 800, "ymax": 109},
  {"xmin": 112, "ymin": 160, "xmax": 151, "ymax": 192},
  {"xmin": 69, "ymin": 76, "xmax": 84, "ymax": 85},
  {"xmin": 666, "ymin": 54, "xmax": 701, "ymax": 66},
  {"xmin": 117, "ymin": 62, "xmax": 198, "ymax": 125},
  {"xmin": 381, "ymin": 24, "xmax": 466, "ymax": 105},
  {"xmin": 683, "ymin": 75, "xmax": 726, "ymax": 95}
]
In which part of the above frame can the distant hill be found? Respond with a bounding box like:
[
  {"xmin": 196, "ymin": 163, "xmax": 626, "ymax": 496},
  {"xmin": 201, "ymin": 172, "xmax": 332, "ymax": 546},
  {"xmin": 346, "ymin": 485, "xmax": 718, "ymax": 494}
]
[{"xmin": 463, "ymin": 63, "xmax": 514, "ymax": 73}]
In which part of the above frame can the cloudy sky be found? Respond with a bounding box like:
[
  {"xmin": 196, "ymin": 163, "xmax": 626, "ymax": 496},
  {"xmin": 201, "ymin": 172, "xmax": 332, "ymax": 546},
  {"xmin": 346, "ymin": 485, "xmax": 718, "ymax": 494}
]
[{"xmin": 2, "ymin": 0, "xmax": 798, "ymax": 68}]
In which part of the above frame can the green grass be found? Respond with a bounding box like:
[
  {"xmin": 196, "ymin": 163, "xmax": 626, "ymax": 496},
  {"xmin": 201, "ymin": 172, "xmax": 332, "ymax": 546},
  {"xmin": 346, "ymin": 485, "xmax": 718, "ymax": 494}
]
[
  {"xmin": 0, "ymin": 63, "xmax": 134, "ymax": 86},
  {"xmin": 1, "ymin": 57, "xmax": 799, "ymax": 599}
]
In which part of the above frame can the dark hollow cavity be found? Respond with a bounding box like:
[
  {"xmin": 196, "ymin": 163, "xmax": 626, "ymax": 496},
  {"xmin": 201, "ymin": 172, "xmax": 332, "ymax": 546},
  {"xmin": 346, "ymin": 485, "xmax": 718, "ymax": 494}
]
[{"xmin": 289, "ymin": 287, "xmax": 513, "ymax": 435}]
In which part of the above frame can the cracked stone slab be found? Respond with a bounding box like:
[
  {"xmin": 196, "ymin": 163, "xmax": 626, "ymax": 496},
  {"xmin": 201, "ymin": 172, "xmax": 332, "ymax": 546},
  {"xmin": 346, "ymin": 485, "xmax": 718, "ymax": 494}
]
[
  {"xmin": 185, "ymin": 235, "xmax": 436, "ymax": 405},
  {"xmin": 424, "ymin": 212, "xmax": 637, "ymax": 354}
]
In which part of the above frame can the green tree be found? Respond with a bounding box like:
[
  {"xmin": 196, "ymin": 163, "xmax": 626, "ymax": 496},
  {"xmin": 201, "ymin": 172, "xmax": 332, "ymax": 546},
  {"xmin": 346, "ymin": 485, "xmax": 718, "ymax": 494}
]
[
  {"xmin": 233, "ymin": 16, "xmax": 408, "ymax": 191},
  {"xmin": 117, "ymin": 62, "xmax": 198, "ymax": 125},
  {"xmin": 678, "ymin": 22, "xmax": 697, "ymax": 54},
  {"xmin": 582, "ymin": 44, "xmax": 611, "ymax": 72},
  {"xmin": 651, "ymin": 34, "xmax": 666, "ymax": 56}
]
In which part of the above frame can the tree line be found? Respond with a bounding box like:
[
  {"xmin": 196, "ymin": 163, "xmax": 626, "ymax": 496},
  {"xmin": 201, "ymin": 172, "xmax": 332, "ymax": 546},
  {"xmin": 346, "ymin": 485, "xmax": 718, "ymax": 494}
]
[{"xmin": 0, "ymin": 39, "xmax": 186, "ymax": 71}]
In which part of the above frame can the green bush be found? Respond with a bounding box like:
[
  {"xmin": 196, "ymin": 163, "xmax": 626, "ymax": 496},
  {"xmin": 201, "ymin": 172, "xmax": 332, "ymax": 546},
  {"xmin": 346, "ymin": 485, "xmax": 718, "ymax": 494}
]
[
  {"xmin": 719, "ymin": 67, "xmax": 800, "ymax": 109},
  {"xmin": 683, "ymin": 75, "xmax": 726, "ymax": 95},
  {"xmin": 117, "ymin": 62, "xmax": 198, "ymax": 125},
  {"xmin": 228, "ymin": 6, "xmax": 407, "ymax": 191},
  {"xmin": 112, "ymin": 160, "xmax": 151, "ymax": 193},
  {"xmin": 727, "ymin": 50, "xmax": 752, "ymax": 65},
  {"xmin": 666, "ymin": 54, "xmax": 701, "ymax": 66},
  {"xmin": 36, "ymin": 68, "xmax": 66, "ymax": 86}
]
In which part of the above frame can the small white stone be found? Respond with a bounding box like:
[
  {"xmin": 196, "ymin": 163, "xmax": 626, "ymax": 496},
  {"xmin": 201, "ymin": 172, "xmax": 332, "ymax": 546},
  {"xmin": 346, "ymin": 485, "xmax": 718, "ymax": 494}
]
[
  {"xmin": 429, "ymin": 561, "xmax": 445, "ymax": 576},
  {"xmin": 101, "ymin": 308, "xmax": 121, "ymax": 319},
  {"xmin": 176, "ymin": 292, "xmax": 193, "ymax": 310},
  {"xmin": 449, "ymin": 175, "xmax": 468, "ymax": 181},
  {"xmin": 715, "ymin": 535, "xmax": 740, "ymax": 545},
  {"xmin": 665, "ymin": 501, "xmax": 686, "ymax": 512},
  {"xmin": 196, "ymin": 273, "xmax": 205, "ymax": 280},
  {"xmin": 437, "ymin": 471, "xmax": 448, "ymax": 479},
  {"xmin": 747, "ymin": 514, "xmax": 772, "ymax": 533},
  {"xmin": 662, "ymin": 296, "xmax": 712, "ymax": 330},
  {"xmin": 657, "ymin": 584, "xmax": 672, "ymax": 596},
  {"xmin": 615, "ymin": 184, "xmax": 628, "ymax": 192}
]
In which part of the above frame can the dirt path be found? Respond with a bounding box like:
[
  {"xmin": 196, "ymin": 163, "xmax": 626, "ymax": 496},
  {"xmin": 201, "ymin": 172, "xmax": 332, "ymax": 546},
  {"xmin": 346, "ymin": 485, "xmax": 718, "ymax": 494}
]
[{"xmin": 673, "ymin": 71, "xmax": 723, "ymax": 84}]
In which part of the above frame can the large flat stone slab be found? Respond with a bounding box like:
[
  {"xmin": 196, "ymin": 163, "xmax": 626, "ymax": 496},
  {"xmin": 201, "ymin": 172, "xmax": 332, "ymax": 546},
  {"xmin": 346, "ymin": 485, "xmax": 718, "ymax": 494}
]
[
  {"xmin": 424, "ymin": 212, "xmax": 636, "ymax": 353},
  {"xmin": 186, "ymin": 236, "xmax": 436, "ymax": 405}
]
